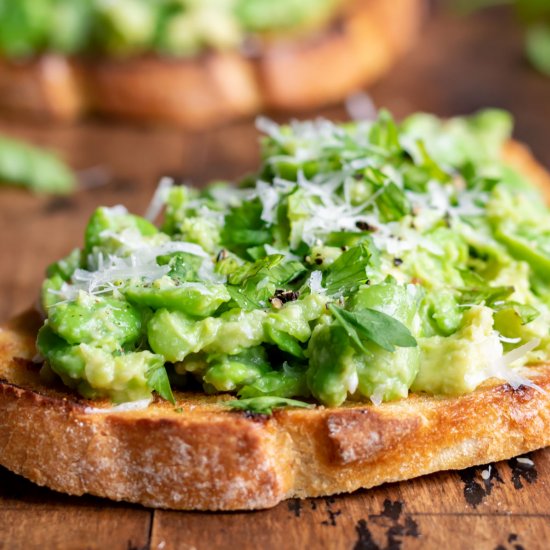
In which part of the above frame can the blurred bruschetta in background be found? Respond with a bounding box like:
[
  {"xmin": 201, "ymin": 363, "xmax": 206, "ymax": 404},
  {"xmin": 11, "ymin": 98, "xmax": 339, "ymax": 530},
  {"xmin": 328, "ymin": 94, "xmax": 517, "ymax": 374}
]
[{"xmin": 0, "ymin": 0, "xmax": 425, "ymax": 128}]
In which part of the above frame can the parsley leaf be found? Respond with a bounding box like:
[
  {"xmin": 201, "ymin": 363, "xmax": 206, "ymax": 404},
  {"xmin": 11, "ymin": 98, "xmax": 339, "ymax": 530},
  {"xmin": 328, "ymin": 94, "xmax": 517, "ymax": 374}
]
[
  {"xmin": 227, "ymin": 255, "xmax": 306, "ymax": 310},
  {"xmin": 226, "ymin": 285, "xmax": 262, "ymax": 310},
  {"xmin": 146, "ymin": 360, "xmax": 175, "ymax": 404},
  {"xmin": 368, "ymin": 109, "xmax": 401, "ymax": 153},
  {"xmin": 227, "ymin": 396, "xmax": 313, "ymax": 415},
  {"xmin": 328, "ymin": 304, "xmax": 417, "ymax": 353},
  {"xmin": 228, "ymin": 255, "xmax": 284, "ymax": 285},
  {"xmin": 156, "ymin": 252, "xmax": 203, "ymax": 282},
  {"xmin": 375, "ymin": 181, "xmax": 411, "ymax": 222},
  {"xmin": 459, "ymin": 285, "xmax": 515, "ymax": 306},
  {"xmin": 324, "ymin": 243, "xmax": 371, "ymax": 296},
  {"xmin": 221, "ymin": 198, "xmax": 272, "ymax": 257}
]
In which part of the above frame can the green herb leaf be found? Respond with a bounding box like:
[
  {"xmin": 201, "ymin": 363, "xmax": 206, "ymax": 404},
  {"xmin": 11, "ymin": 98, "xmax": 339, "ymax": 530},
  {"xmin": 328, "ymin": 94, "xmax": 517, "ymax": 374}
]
[
  {"xmin": 328, "ymin": 304, "xmax": 417, "ymax": 353},
  {"xmin": 228, "ymin": 255, "xmax": 284, "ymax": 285},
  {"xmin": 221, "ymin": 198, "xmax": 272, "ymax": 256},
  {"xmin": 376, "ymin": 181, "xmax": 411, "ymax": 222},
  {"xmin": 269, "ymin": 260, "xmax": 307, "ymax": 286},
  {"xmin": 146, "ymin": 360, "xmax": 176, "ymax": 404},
  {"xmin": 368, "ymin": 109, "xmax": 401, "ymax": 153},
  {"xmin": 227, "ymin": 396, "xmax": 313, "ymax": 415},
  {"xmin": 459, "ymin": 285, "xmax": 515, "ymax": 306},
  {"xmin": 227, "ymin": 255, "xmax": 306, "ymax": 311},
  {"xmin": 156, "ymin": 252, "xmax": 204, "ymax": 282},
  {"xmin": 226, "ymin": 285, "xmax": 262, "ymax": 310},
  {"xmin": 324, "ymin": 243, "xmax": 371, "ymax": 296},
  {"xmin": 264, "ymin": 324, "xmax": 305, "ymax": 358}
]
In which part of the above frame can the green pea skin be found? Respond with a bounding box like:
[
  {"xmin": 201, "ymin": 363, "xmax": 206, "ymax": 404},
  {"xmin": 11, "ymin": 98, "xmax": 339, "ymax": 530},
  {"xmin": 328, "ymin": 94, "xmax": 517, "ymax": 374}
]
[
  {"xmin": 239, "ymin": 365, "xmax": 309, "ymax": 399},
  {"xmin": 48, "ymin": 292, "xmax": 142, "ymax": 350},
  {"xmin": 494, "ymin": 226, "xmax": 550, "ymax": 277},
  {"xmin": 124, "ymin": 282, "xmax": 230, "ymax": 318},
  {"xmin": 37, "ymin": 325, "xmax": 85, "ymax": 382},
  {"xmin": 84, "ymin": 207, "xmax": 157, "ymax": 254},
  {"xmin": 348, "ymin": 281, "xmax": 420, "ymax": 402},
  {"xmin": 306, "ymin": 323, "xmax": 357, "ymax": 407},
  {"xmin": 203, "ymin": 349, "xmax": 270, "ymax": 392}
]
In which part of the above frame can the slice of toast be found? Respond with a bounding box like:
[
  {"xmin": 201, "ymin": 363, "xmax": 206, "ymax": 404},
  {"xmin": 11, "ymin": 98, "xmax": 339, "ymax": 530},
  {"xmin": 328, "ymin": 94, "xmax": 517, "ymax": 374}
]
[
  {"xmin": 1, "ymin": 310, "xmax": 550, "ymax": 511},
  {"xmin": 1, "ymin": 139, "xmax": 549, "ymax": 511},
  {"xmin": 0, "ymin": 0, "xmax": 424, "ymax": 128}
]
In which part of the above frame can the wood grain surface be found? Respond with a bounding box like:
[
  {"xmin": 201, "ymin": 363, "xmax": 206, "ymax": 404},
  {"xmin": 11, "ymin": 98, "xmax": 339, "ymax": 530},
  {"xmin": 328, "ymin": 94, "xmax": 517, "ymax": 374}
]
[{"xmin": 1, "ymin": 5, "xmax": 550, "ymax": 550}]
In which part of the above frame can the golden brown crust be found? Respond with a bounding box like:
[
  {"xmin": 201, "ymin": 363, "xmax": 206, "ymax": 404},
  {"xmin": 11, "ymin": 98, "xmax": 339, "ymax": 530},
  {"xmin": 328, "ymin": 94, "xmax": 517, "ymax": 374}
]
[
  {"xmin": 0, "ymin": 140, "xmax": 549, "ymax": 510},
  {"xmin": 1, "ymin": 311, "xmax": 550, "ymax": 510},
  {"xmin": 258, "ymin": 0, "xmax": 424, "ymax": 110},
  {"xmin": 0, "ymin": 0, "xmax": 424, "ymax": 128},
  {"xmin": 0, "ymin": 56, "xmax": 84, "ymax": 120}
]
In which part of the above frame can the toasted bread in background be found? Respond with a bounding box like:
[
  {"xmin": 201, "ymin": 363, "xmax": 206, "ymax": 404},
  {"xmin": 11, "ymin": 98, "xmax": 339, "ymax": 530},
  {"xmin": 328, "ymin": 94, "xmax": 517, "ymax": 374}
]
[
  {"xmin": 0, "ymin": 0, "xmax": 424, "ymax": 128},
  {"xmin": 0, "ymin": 140, "xmax": 549, "ymax": 511}
]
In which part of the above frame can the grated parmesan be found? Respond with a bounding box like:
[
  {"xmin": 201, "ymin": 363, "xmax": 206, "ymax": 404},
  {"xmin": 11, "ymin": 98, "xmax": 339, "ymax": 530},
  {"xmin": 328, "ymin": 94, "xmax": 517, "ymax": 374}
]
[
  {"xmin": 307, "ymin": 271, "xmax": 325, "ymax": 294},
  {"xmin": 144, "ymin": 177, "xmax": 174, "ymax": 222}
]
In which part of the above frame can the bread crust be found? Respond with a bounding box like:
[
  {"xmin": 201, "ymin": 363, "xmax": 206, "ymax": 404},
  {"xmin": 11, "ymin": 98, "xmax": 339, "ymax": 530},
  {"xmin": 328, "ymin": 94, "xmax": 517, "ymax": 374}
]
[
  {"xmin": 0, "ymin": 0, "xmax": 424, "ymax": 128},
  {"xmin": 0, "ymin": 140, "xmax": 549, "ymax": 510},
  {"xmin": 1, "ymin": 310, "xmax": 550, "ymax": 511}
]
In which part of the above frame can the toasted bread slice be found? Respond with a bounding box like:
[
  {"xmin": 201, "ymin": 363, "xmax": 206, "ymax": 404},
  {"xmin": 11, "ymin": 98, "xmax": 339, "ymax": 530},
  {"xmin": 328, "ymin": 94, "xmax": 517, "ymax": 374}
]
[
  {"xmin": 1, "ymin": 139, "xmax": 549, "ymax": 511},
  {"xmin": 1, "ymin": 310, "xmax": 550, "ymax": 511},
  {"xmin": 0, "ymin": 56, "xmax": 84, "ymax": 120},
  {"xmin": 0, "ymin": 0, "xmax": 424, "ymax": 128}
]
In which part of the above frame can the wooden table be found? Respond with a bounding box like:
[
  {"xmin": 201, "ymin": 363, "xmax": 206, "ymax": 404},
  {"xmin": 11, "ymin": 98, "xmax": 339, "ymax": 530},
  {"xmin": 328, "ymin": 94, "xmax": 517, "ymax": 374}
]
[{"xmin": 1, "ymin": 6, "xmax": 550, "ymax": 550}]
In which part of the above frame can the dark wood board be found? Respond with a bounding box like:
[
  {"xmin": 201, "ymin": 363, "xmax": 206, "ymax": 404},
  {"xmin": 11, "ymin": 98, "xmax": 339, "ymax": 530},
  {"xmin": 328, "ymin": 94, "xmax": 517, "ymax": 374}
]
[{"xmin": 1, "ymin": 6, "xmax": 550, "ymax": 550}]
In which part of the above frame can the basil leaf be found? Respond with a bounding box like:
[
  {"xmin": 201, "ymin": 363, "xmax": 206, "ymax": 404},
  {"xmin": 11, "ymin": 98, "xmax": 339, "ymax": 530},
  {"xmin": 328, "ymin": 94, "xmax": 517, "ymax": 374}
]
[
  {"xmin": 328, "ymin": 304, "xmax": 417, "ymax": 353},
  {"xmin": 146, "ymin": 361, "xmax": 175, "ymax": 404},
  {"xmin": 324, "ymin": 243, "xmax": 371, "ymax": 296},
  {"xmin": 227, "ymin": 396, "xmax": 313, "ymax": 415}
]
